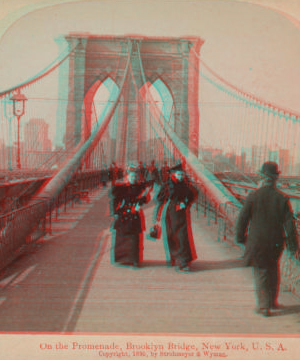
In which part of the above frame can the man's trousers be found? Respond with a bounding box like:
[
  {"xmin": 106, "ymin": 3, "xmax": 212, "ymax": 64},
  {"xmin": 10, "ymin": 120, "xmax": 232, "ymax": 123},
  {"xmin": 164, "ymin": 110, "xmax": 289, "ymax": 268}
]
[{"xmin": 253, "ymin": 261, "xmax": 279, "ymax": 309}]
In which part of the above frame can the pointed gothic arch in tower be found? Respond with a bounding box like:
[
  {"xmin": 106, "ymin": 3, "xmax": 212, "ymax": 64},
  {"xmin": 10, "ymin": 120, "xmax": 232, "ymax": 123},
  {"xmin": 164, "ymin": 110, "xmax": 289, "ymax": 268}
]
[
  {"xmin": 63, "ymin": 35, "xmax": 204, "ymax": 163},
  {"xmin": 150, "ymin": 77, "xmax": 175, "ymax": 128}
]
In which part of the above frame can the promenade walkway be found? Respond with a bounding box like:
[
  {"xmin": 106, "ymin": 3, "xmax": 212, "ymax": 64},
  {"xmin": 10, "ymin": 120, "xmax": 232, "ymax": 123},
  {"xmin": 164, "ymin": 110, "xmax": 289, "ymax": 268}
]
[{"xmin": 0, "ymin": 187, "xmax": 300, "ymax": 334}]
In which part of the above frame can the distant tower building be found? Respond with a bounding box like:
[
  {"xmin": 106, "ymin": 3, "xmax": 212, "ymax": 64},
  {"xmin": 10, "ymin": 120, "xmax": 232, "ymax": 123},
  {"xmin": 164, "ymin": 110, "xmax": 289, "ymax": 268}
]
[
  {"xmin": 251, "ymin": 145, "xmax": 267, "ymax": 173},
  {"xmin": 268, "ymin": 149, "xmax": 279, "ymax": 163},
  {"xmin": 295, "ymin": 163, "xmax": 300, "ymax": 177},
  {"xmin": 241, "ymin": 147, "xmax": 252, "ymax": 173},
  {"xmin": 202, "ymin": 148, "xmax": 213, "ymax": 162},
  {"xmin": 251, "ymin": 146, "xmax": 260, "ymax": 173},
  {"xmin": 278, "ymin": 149, "xmax": 290, "ymax": 176},
  {"xmin": 24, "ymin": 118, "xmax": 52, "ymax": 169},
  {"xmin": 212, "ymin": 148, "xmax": 223, "ymax": 158},
  {"xmin": 235, "ymin": 154, "xmax": 242, "ymax": 170},
  {"xmin": 0, "ymin": 138, "xmax": 5, "ymax": 170}
]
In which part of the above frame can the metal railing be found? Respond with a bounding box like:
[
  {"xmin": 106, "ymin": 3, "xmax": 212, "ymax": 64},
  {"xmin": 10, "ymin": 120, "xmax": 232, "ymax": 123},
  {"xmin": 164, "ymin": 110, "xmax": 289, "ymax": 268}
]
[
  {"xmin": 0, "ymin": 170, "xmax": 105, "ymax": 270},
  {"xmin": 190, "ymin": 175, "xmax": 300, "ymax": 296},
  {"xmin": 0, "ymin": 200, "xmax": 47, "ymax": 268}
]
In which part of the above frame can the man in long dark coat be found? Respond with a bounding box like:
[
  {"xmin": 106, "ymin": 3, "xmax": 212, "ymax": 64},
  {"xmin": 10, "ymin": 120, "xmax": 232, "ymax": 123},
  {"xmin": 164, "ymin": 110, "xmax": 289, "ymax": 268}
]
[
  {"xmin": 236, "ymin": 161, "xmax": 299, "ymax": 316},
  {"xmin": 109, "ymin": 162, "xmax": 118, "ymax": 185},
  {"xmin": 100, "ymin": 164, "xmax": 109, "ymax": 187},
  {"xmin": 153, "ymin": 163, "xmax": 197, "ymax": 271},
  {"xmin": 160, "ymin": 161, "xmax": 170, "ymax": 184},
  {"xmin": 138, "ymin": 161, "xmax": 147, "ymax": 182},
  {"xmin": 110, "ymin": 165, "xmax": 153, "ymax": 267},
  {"xmin": 147, "ymin": 160, "xmax": 161, "ymax": 184}
]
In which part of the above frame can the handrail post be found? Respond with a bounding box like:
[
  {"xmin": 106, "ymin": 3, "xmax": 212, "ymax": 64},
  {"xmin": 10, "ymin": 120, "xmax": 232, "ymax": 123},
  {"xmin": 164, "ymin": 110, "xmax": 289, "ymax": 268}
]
[
  {"xmin": 196, "ymin": 189, "xmax": 199, "ymax": 219},
  {"xmin": 217, "ymin": 215, "xmax": 222, "ymax": 242},
  {"xmin": 204, "ymin": 190, "xmax": 207, "ymax": 217},
  {"xmin": 56, "ymin": 197, "xmax": 59, "ymax": 220},
  {"xmin": 207, "ymin": 202, "xmax": 211, "ymax": 226},
  {"xmin": 64, "ymin": 188, "xmax": 67, "ymax": 212},
  {"xmin": 48, "ymin": 203, "xmax": 52, "ymax": 235},
  {"xmin": 42, "ymin": 207, "xmax": 46, "ymax": 234},
  {"xmin": 215, "ymin": 203, "xmax": 218, "ymax": 224},
  {"xmin": 223, "ymin": 218, "xmax": 227, "ymax": 241}
]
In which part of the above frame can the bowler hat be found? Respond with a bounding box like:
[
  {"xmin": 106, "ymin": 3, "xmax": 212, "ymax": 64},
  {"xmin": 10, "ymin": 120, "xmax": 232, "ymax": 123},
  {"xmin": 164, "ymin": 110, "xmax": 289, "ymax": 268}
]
[{"xmin": 259, "ymin": 161, "xmax": 280, "ymax": 178}]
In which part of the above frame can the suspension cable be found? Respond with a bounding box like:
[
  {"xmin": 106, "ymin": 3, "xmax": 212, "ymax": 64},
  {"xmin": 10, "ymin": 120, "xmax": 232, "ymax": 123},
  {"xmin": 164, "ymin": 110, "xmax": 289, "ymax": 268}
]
[
  {"xmin": 190, "ymin": 47, "xmax": 300, "ymax": 120},
  {"xmin": 33, "ymin": 40, "xmax": 133, "ymax": 201},
  {"xmin": 0, "ymin": 42, "xmax": 80, "ymax": 98},
  {"xmin": 135, "ymin": 41, "xmax": 241, "ymax": 209},
  {"xmin": 180, "ymin": 46, "xmax": 259, "ymax": 186}
]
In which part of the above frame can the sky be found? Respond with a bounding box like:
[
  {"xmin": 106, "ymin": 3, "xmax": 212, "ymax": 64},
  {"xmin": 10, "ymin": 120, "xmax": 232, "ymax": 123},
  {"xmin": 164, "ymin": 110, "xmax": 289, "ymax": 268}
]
[{"xmin": 0, "ymin": 0, "xmax": 299, "ymax": 154}]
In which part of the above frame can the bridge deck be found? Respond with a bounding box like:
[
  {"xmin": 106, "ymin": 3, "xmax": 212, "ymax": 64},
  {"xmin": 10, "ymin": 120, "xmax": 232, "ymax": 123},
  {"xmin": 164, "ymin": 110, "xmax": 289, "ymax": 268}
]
[{"xmin": 0, "ymin": 188, "xmax": 299, "ymax": 334}]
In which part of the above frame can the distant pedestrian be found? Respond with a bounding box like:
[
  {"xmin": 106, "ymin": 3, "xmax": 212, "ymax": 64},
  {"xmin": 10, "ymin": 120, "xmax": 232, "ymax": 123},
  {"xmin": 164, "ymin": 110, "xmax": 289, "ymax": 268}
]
[
  {"xmin": 100, "ymin": 164, "xmax": 108, "ymax": 187},
  {"xmin": 147, "ymin": 160, "xmax": 160, "ymax": 184},
  {"xmin": 160, "ymin": 161, "xmax": 170, "ymax": 184},
  {"xmin": 236, "ymin": 161, "xmax": 299, "ymax": 316},
  {"xmin": 117, "ymin": 166, "xmax": 124, "ymax": 180},
  {"xmin": 109, "ymin": 162, "xmax": 118, "ymax": 185},
  {"xmin": 138, "ymin": 161, "xmax": 147, "ymax": 182}
]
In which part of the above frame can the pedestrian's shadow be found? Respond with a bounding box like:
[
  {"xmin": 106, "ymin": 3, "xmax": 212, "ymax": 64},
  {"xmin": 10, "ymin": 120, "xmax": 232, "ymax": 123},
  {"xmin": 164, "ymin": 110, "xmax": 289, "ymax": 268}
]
[
  {"xmin": 139, "ymin": 258, "xmax": 245, "ymax": 270},
  {"xmin": 190, "ymin": 258, "xmax": 246, "ymax": 272},
  {"xmin": 141, "ymin": 261, "xmax": 170, "ymax": 268},
  {"xmin": 271, "ymin": 305, "xmax": 300, "ymax": 317}
]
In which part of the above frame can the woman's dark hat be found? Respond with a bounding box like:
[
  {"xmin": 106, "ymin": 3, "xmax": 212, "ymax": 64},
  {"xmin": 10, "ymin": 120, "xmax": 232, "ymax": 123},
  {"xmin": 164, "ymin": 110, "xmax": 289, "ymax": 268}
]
[
  {"xmin": 126, "ymin": 164, "xmax": 138, "ymax": 173},
  {"xmin": 170, "ymin": 163, "xmax": 184, "ymax": 172},
  {"xmin": 259, "ymin": 162, "xmax": 281, "ymax": 178}
]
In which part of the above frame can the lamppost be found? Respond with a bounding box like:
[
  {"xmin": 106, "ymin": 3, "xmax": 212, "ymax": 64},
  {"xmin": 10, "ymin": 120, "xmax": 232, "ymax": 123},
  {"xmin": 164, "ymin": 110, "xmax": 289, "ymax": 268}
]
[
  {"xmin": 10, "ymin": 89, "xmax": 27, "ymax": 170},
  {"xmin": 4, "ymin": 96, "xmax": 14, "ymax": 171}
]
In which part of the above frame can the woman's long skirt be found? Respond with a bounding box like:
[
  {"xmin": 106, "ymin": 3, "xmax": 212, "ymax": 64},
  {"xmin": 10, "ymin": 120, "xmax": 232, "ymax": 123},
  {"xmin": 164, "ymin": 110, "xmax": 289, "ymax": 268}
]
[
  {"xmin": 114, "ymin": 232, "xmax": 143, "ymax": 264},
  {"xmin": 165, "ymin": 204, "xmax": 196, "ymax": 267}
]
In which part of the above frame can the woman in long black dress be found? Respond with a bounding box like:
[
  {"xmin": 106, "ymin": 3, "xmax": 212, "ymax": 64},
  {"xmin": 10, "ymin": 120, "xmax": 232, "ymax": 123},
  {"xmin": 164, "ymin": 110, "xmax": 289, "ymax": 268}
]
[
  {"xmin": 153, "ymin": 164, "xmax": 197, "ymax": 271},
  {"xmin": 110, "ymin": 165, "xmax": 153, "ymax": 267}
]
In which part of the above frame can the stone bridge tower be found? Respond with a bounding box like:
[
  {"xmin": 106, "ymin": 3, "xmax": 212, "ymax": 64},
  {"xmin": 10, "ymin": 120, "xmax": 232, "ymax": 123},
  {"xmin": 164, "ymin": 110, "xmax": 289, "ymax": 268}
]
[{"xmin": 63, "ymin": 34, "xmax": 204, "ymax": 164}]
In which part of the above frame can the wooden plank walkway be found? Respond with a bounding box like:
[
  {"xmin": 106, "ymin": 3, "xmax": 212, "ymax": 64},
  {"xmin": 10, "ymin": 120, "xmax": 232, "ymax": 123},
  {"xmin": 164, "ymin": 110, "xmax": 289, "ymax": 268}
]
[
  {"xmin": 0, "ymin": 187, "xmax": 299, "ymax": 334},
  {"xmin": 73, "ymin": 192, "xmax": 300, "ymax": 334}
]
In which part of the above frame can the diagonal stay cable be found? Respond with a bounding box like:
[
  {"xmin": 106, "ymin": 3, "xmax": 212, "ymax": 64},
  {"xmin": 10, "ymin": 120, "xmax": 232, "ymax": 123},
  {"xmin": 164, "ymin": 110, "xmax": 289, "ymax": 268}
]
[
  {"xmin": 136, "ymin": 42, "xmax": 241, "ymax": 217},
  {"xmin": 0, "ymin": 41, "xmax": 133, "ymax": 250}
]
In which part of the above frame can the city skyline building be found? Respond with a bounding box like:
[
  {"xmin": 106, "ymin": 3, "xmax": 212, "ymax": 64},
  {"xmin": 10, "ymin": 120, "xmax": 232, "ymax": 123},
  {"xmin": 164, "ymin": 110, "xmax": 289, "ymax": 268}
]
[
  {"xmin": 279, "ymin": 149, "xmax": 290, "ymax": 177},
  {"xmin": 198, "ymin": 144, "xmax": 298, "ymax": 177},
  {"xmin": 24, "ymin": 118, "xmax": 52, "ymax": 169}
]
